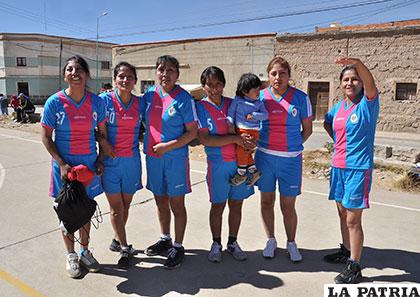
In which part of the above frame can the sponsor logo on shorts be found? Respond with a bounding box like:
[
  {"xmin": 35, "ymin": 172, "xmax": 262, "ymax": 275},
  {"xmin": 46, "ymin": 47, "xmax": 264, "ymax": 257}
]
[
  {"xmin": 74, "ymin": 115, "xmax": 87, "ymax": 120},
  {"xmin": 91, "ymin": 184, "xmax": 100, "ymax": 190},
  {"xmin": 349, "ymin": 196, "xmax": 362, "ymax": 200},
  {"xmin": 350, "ymin": 113, "xmax": 358, "ymax": 124},
  {"xmin": 335, "ymin": 117, "xmax": 345, "ymax": 121},
  {"xmin": 290, "ymin": 185, "xmax": 299, "ymax": 189},
  {"xmin": 175, "ymin": 183, "xmax": 185, "ymax": 188}
]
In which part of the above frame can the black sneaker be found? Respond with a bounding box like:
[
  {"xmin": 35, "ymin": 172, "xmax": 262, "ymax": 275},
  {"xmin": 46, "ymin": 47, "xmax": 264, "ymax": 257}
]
[
  {"xmin": 164, "ymin": 247, "xmax": 185, "ymax": 269},
  {"xmin": 109, "ymin": 239, "xmax": 121, "ymax": 252},
  {"xmin": 117, "ymin": 250, "xmax": 130, "ymax": 270},
  {"xmin": 324, "ymin": 244, "xmax": 350, "ymax": 264},
  {"xmin": 334, "ymin": 260, "xmax": 363, "ymax": 284},
  {"xmin": 145, "ymin": 238, "xmax": 173, "ymax": 256}
]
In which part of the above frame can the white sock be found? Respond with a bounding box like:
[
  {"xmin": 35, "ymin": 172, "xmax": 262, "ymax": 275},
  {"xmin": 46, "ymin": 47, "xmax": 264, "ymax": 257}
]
[
  {"xmin": 160, "ymin": 234, "xmax": 171, "ymax": 240},
  {"xmin": 173, "ymin": 242, "xmax": 183, "ymax": 249}
]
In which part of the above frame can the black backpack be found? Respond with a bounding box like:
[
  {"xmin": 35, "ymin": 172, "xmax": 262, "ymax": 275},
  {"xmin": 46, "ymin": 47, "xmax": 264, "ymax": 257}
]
[{"xmin": 54, "ymin": 180, "xmax": 97, "ymax": 234}]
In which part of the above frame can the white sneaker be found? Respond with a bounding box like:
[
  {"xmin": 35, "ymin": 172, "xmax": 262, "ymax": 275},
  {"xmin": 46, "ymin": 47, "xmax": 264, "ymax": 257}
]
[
  {"xmin": 79, "ymin": 250, "xmax": 101, "ymax": 272},
  {"xmin": 262, "ymin": 238, "xmax": 277, "ymax": 258},
  {"xmin": 66, "ymin": 252, "xmax": 81, "ymax": 278},
  {"xmin": 287, "ymin": 241, "xmax": 302, "ymax": 262},
  {"xmin": 208, "ymin": 242, "xmax": 222, "ymax": 263}
]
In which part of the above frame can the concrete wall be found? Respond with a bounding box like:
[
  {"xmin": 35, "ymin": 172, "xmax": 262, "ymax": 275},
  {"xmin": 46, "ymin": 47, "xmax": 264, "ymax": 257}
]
[
  {"xmin": 113, "ymin": 34, "xmax": 276, "ymax": 97},
  {"xmin": 275, "ymin": 27, "xmax": 420, "ymax": 133},
  {"xmin": 0, "ymin": 33, "xmax": 114, "ymax": 100}
]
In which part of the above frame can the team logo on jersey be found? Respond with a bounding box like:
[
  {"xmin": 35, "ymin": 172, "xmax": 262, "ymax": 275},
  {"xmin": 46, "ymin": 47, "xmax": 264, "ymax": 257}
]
[
  {"xmin": 291, "ymin": 108, "xmax": 297, "ymax": 117},
  {"xmin": 168, "ymin": 106, "xmax": 176, "ymax": 117},
  {"xmin": 350, "ymin": 113, "xmax": 358, "ymax": 124},
  {"xmin": 92, "ymin": 111, "xmax": 98, "ymax": 121}
]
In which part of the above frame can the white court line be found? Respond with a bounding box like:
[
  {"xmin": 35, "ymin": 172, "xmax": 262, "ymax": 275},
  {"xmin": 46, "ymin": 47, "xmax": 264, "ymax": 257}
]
[
  {"xmin": 191, "ymin": 171, "xmax": 420, "ymax": 213},
  {"xmin": 1, "ymin": 134, "xmax": 418, "ymax": 214},
  {"xmin": 301, "ymin": 190, "xmax": 420, "ymax": 213},
  {"xmin": 0, "ymin": 162, "xmax": 5, "ymax": 190},
  {"xmin": 0, "ymin": 133, "xmax": 42, "ymax": 144}
]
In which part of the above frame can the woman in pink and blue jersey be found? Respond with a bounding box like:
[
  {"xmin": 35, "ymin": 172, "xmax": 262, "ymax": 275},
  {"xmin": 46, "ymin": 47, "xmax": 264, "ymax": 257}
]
[
  {"xmin": 256, "ymin": 56, "xmax": 313, "ymax": 262},
  {"xmin": 41, "ymin": 55, "xmax": 114, "ymax": 278},
  {"xmin": 323, "ymin": 57, "xmax": 379, "ymax": 284},
  {"xmin": 99, "ymin": 62, "xmax": 143, "ymax": 270},
  {"xmin": 196, "ymin": 66, "xmax": 256, "ymax": 263},
  {"xmin": 142, "ymin": 55, "xmax": 198, "ymax": 269}
]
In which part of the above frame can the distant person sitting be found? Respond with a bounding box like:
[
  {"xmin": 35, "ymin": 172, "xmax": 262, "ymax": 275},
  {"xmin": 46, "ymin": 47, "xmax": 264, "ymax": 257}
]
[
  {"xmin": 16, "ymin": 93, "xmax": 35, "ymax": 123},
  {"xmin": 10, "ymin": 95, "xmax": 20, "ymax": 120},
  {"xmin": 0, "ymin": 93, "xmax": 9, "ymax": 115}
]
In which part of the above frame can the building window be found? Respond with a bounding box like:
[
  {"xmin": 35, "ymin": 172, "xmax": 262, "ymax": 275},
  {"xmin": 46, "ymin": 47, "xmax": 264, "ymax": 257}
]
[
  {"xmin": 141, "ymin": 80, "xmax": 155, "ymax": 93},
  {"xmin": 396, "ymin": 83, "xmax": 417, "ymax": 101},
  {"xmin": 16, "ymin": 57, "xmax": 27, "ymax": 67},
  {"xmin": 101, "ymin": 61, "xmax": 110, "ymax": 70}
]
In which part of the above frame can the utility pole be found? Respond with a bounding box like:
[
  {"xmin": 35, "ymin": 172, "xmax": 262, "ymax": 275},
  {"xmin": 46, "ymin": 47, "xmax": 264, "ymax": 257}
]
[
  {"xmin": 96, "ymin": 12, "xmax": 108, "ymax": 93},
  {"xmin": 58, "ymin": 39, "xmax": 63, "ymax": 90}
]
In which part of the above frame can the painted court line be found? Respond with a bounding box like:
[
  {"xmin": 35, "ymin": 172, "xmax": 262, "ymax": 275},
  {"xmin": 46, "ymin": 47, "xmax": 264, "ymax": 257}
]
[
  {"xmin": 302, "ymin": 190, "xmax": 420, "ymax": 213},
  {"xmin": 2, "ymin": 132, "xmax": 417, "ymax": 213},
  {"xmin": 191, "ymin": 171, "xmax": 420, "ymax": 213},
  {"xmin": 0, "ymin": 268, "xmax": 45, "ymax": 297},
  {"xmin": 0, "ymin": 162, "xmax": 5, "ymax": 190},
  {"xmin": 0, "ymin": 133, "xmax": 42, "ymax": 144}
]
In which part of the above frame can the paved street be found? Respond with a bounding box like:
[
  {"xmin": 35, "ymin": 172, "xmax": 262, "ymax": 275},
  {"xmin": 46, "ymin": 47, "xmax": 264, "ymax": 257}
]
[{"xmin": 0, "ymin": 127, "xmax": 419, "ymax": 297}]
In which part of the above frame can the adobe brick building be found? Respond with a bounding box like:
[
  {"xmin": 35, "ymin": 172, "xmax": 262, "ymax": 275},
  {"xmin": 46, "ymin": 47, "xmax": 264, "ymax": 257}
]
[
  {"xmin": 276, "ymin": 19, "xmax": 420, "ymax": 133},
  {"xmin": 113, "ymin": 19, "xmax": 419, "ymax": 133}
]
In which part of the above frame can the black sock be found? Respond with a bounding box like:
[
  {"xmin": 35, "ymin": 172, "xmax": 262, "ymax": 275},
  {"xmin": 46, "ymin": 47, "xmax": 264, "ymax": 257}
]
[
  {"xmin": 213, "ymin": 237, "xmax": 221, "ymax": 245},
  {"xmin": 228, "ymin": 236, "xmax": 237, "ymax": 245}
]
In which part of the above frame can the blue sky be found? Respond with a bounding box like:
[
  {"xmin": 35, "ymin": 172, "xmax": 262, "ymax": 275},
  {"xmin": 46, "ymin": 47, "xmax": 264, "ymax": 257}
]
[{"xmin": 1, "ymin": 0, "xmax": 419, "ymax": 45}]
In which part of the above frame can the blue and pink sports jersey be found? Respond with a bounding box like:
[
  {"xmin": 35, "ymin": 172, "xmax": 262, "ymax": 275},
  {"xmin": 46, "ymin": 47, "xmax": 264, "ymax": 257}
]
[
  {"xmin": 226, "ymin": 96, "xmax": 268, "ymax": 130},
  {"xmin": 99, "ymin": 91, "xmax": 142, "ymax": 157},
  {"xmin": 258, "ymin": 86, "xmax": 313, "ymax": 154},
  {"xmin": 324, "ymin": 94, "xmax": 379, "ymax": 169},
  {"xmin": 196, "ymin": 97, "xmax": 236, "ymax": 162},
  {"xmin": 142, "ymin": 84, "xmax": 197, "ymax": 158},
  {"xmin": 41, "ymin": 90, "xmax": 106, "ymax": 163}
]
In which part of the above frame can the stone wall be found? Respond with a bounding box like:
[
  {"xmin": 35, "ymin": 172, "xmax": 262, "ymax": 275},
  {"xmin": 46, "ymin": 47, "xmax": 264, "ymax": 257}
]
[{"xmin": 275, "ymin": 27, "xmax": 420, "ymax": 133}]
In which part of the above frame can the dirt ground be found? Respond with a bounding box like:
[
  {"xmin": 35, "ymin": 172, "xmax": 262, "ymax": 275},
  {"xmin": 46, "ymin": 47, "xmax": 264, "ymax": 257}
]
[{"xmin": 1, "ymin": 116, "xmax": 417, "ymax": 194}]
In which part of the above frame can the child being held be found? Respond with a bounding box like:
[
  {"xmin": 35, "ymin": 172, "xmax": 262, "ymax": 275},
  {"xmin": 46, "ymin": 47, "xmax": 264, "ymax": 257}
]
[{"xmin": 227, "ymin": 73, "xmax": 268, "ymax": 187}]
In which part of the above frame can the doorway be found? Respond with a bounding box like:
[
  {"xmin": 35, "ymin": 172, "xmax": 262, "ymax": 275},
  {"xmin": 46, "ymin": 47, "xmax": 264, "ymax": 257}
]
[
  {"xmin": 307, "ymin": 82, "xmax": 330, "ymax": 120},
  {"xmin": 17, "ymin": 82, "xmax": 29, "ymax": 96}
]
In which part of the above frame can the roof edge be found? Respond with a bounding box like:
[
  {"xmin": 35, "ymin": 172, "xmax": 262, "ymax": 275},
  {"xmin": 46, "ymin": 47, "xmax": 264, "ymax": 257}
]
[{"xmin": 113, "ymin": 32, "xmax": 277, "ymax": 48}]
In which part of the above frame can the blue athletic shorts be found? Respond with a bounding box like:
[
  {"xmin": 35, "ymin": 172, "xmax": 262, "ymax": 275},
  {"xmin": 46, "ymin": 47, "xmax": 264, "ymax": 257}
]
[
  {"xmin": 102, "ymin": 155, "xmax": 142, "ymax": 195},
  {"xmin": 146, "ymin": 155, "xmax": 191, "ymax": 197},
  {"xmin": 329, "ymin": 167, "xmax": 372, "ymax": 209},
  {"xmin": 49, "ymin": 155, "xmax": 103, "ymax": 200},
  {"xmin": 207, "ymin": 159, "xmax": 254, "ymax": 204},
  {"xmin": 255, "ymin": 150, "xmax": 302, "ymax": 197}
]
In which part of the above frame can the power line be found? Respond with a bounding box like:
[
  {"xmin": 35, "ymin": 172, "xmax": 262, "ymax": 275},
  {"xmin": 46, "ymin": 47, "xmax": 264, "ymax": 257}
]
[
  {"xmin": 276, "ymin": 0, "xmax": 419, "ymax": 33},
  {"xmin": 100, "ymin": 0, "xmax": 349, "ymax": 34},
  {"xmin": 0, "ymin": 1, "xmax": 95, "ymax": 36},
  {"xmin": 97, "ymin": 0, "xmax": 396, "ymax": 40}
]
